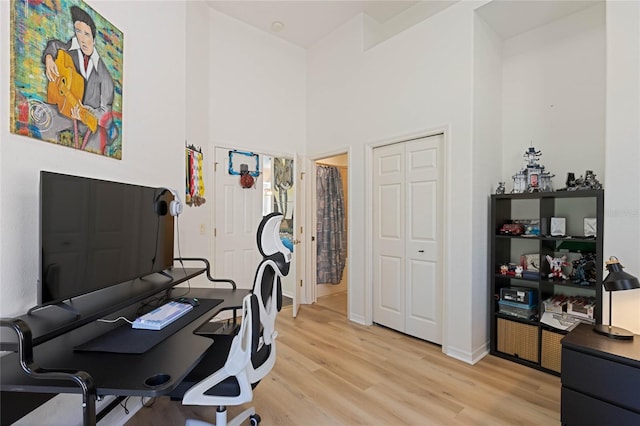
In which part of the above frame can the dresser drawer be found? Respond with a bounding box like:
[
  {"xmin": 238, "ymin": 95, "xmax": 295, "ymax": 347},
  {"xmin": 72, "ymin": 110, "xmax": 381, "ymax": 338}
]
[
  {"xmin": 562, "ymin": 348, "xmax": 640, "ymax": 413},
  {"xmin": 562, "ymin": 387, "xmax": 640, "ymax": 426}
]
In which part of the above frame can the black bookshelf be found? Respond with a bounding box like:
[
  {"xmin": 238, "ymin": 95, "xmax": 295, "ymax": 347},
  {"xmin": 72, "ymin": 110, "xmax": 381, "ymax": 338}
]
[{"xmin": 488, "ymin": 190, "xmax": 604, "ymax": 374}]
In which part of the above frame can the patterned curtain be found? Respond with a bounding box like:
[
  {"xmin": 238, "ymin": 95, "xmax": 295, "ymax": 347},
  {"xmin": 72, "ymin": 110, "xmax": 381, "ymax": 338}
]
[{"xmin": 316, "ymin": 166, "xmax": 346, "ymax": 284}]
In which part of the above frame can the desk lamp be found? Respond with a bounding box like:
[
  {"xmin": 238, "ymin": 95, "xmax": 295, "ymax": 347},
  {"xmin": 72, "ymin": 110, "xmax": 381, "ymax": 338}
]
[{"xmin": 593, "ymin": 257, "xmax": 640, "ymax": 340}]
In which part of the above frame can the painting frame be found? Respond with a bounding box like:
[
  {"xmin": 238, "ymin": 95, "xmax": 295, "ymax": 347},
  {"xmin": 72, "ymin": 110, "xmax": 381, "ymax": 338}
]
[{"xmin": 10, "ymin": 0, "xmax": 124, "ymax": 159}]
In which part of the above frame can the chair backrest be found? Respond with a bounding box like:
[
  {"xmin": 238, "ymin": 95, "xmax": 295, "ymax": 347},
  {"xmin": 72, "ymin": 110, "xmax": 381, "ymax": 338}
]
[
  {"xmin": 246, "ymin": 213, "xmax": 291, "ymax": 384},
  {"xmin": 246, "ymin": 258, "xmax": 283, "ymax": 384},
  {"xmin": 252, "ymin": 213, "xmax": 291, "ymax": 345},
  {"xmin": 251, "ymin": 258, "xmax": 281, "ymax": 345}
]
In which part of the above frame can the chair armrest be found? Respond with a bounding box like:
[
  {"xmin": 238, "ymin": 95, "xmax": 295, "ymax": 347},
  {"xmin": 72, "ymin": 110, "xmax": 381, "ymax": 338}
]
[{"xmin": 174, "ymin": 257, "xmax": 237, "ymax": 289}]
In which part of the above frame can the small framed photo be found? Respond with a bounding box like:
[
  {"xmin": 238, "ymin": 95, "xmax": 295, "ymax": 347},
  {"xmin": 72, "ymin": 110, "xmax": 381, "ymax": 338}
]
[
  {"xmin": 551, "ymin": 217, "xmax": 566, "ymax": 236},
  {"xmin": 584, "ymin": 218, "xmax": 597, "ymax": 237}
]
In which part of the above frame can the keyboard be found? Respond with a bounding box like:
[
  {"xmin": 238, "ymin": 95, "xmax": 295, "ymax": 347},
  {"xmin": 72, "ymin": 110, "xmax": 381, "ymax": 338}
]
[{"xmin": 132, "ymin": 301, "xmax": 194, "ymax": 330}]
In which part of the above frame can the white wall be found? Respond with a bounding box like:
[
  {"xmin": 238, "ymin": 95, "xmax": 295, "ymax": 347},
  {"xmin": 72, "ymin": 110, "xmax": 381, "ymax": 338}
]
[
  {"xmin": 472, "ymin": 12, "xmax": 503, "ymax": 356},
  {"xmin": 2, "ymin": 1, "xmax": 639, "ymax": 422},
  {"xmin": 208, "ymin": 9, "xmax": 306, "ymax": 157},
  {"xmin": 179, "ymin": 0, "xmax": 213, "ymax": 282},
  {"xmin": 205, "ymin": 8, "xmax": 306, "ymax": 301},
  {"xmin": 1, "ymin": 0, "xmax": 187, "ymax": 423},
  {"xmin": 604, "ymin": 0, "xmax": 640, "ymax": 334},
  {"xmin": 1, "ymin": 0, "xmax": 187, "ymax": 317},
  {"xmin": 490, "ymin": 0, "xmax": 640, "ymax": 335},
  {"xmin": 307, "ymin": 1, "xmax": 484, "ymax": 362},
  {"xmin": 500, "ymin": 4, "xmax": 606, "ymax": 190},
  {"xmin": 471, "ymin": 1, "xmax": 609, "ymax": 352},
  {"xmin": 306, "ymin": 0, "xmax": 638, "ymax": 363},
  {"xmin": 0, "ymin": 1, "xmax": 307, "ymax": 314}
]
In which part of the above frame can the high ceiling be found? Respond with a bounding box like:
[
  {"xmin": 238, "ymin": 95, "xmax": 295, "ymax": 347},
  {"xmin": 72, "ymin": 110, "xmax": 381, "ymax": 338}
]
[
  {"xmin": 206, "ymin": 1, "xmax": 422, "ymax": 48},
  {"xmin": 475, "ymin": 0, "xmax": 601, "ymax": 39},
  {"xmin": 206, "ymin": 1, "xmax": 602, "ymax": 49}
]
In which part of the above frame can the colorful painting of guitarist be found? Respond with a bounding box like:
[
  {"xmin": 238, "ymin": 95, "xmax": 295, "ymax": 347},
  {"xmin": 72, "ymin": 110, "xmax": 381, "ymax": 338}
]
[{"xmin": 10, "ymin": 0, "xmax": 123, "ymax": 159}]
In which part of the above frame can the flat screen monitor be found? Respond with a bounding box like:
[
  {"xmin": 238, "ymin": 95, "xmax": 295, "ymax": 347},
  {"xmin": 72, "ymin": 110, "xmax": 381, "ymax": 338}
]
[{"xmin": 39, "ymin": 171, "xmax": 174, "ymax": 307}]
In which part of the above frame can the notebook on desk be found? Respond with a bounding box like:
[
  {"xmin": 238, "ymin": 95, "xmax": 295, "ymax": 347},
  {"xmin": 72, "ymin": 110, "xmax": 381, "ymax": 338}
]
[{"xmin": 74, "ymin": 298, "xmax": 223, "ymax": 354}]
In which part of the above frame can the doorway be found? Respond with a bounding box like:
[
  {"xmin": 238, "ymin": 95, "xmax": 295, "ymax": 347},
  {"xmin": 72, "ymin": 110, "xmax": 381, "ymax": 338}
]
[
  {"xmin": 314, "ymin": 153, "xmax": 348, "ymax": 317},
  {"xmin": 213, "ymin": 147, "xmax": 296, "ymax": 308}
]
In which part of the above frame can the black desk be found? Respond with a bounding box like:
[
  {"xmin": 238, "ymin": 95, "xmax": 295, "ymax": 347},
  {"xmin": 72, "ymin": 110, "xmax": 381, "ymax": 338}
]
[
  {"xmin": 561, "ymin": 323, "xmax": 640, "ymax": 425},
  {"xmin": 1, "ymin": 267, "xmax": 248, "ymax": 425}
]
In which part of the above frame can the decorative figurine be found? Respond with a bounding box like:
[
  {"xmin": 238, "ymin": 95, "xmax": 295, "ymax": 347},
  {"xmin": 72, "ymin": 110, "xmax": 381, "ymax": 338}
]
[
  {"xmin": 569, "ymin": 170, "xmax": 602, "ymax": 191},
  {"xmin": 515, "ymin": 265, "xmax": 523, "ymax": 278},
  {"xmin": 511, "ymin": 171, "xmax": 527, "ymax": 194},
  {"xmin": 566, "ymin": 172, "xmax": 576, "ymax": 189},
  {"xmin": 572, "ymin": 254, "xmax": 597, "ymax": 286},
  {"xmin": 546, "ymin": 255, "xmax": 569, "ymax": 280},
  {"xmin": 496, "ymin": 182, "xmax": 506, "ymax": 194},
  {"xmin": 523, "ymin": 221, "xmax": 541, "ymax": 236},
  {"xmin": 511, "ymin": 145, "xmax": 555, "ymax": 193},
  {"xmin": 499, "ymin": 223, "xmax": 525, "ymax": 236},
  {"xmin": 500, "ymin": 264, "xmax": 509, "ymax": 275},
  {"xmin": 539, "ymin": 173, "xmax": 553, "ymax": 192},
  {"xmin": 584, "ymin": 170, "xmax": 602, "ymax": 189}
]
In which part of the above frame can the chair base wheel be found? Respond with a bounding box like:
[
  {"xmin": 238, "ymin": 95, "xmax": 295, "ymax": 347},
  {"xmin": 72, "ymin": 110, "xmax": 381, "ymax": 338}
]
[{"xmin": 250, "ymin": 414, "xmax": 261, "ymax": 425}]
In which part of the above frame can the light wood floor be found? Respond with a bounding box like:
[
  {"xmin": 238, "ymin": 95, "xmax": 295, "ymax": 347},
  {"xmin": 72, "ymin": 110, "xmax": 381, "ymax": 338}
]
[
  {"xmin": 315, "ymin": 290, "xmax": 347, "ymax": 317},
  {"xmin": 126, "ymin": 303, "xmax": 560, "ymax": 425}
]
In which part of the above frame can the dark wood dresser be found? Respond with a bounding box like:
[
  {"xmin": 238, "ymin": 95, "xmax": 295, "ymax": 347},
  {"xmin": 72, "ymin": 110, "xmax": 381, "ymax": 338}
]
[{"xmin": 561, "ymin": 323, "xmax": 640, "ymax": 425}]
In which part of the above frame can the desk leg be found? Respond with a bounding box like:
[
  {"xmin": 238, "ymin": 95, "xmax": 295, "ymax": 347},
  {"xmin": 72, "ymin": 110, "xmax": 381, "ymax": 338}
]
[
  {"xmin": 83, "ymin": 393, "xmax": 97, "ymax": 426},
  {"xmin": 2, "ymin": 319, "xmax": 98, "ymax": 426}
]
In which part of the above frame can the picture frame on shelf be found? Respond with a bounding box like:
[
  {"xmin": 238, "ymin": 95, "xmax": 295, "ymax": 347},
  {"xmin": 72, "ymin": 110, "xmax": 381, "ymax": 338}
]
[
  {"xmin": 583, "ymin": 217, "xmax": 597, "ymax": 237},
  {"xmin": 550, "ymin": 217, "xmax": 566, "ymax": 237}
]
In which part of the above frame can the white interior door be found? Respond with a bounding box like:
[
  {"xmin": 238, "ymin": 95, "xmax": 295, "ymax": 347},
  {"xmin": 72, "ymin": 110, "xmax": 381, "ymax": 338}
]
[
  {"xmin": 214, "ymin": 147, "xmax": 263, "ymax": 289},
  {"xmin": 404, "ymin": 135, "xmax": 443, "ymax": 343},
  {"xmin": 214, "ymin": 148, "xmax": 300, "ymax": 314},
  {"xmin": 292, "ymin": 153, "xmax": 306, "ymax": 317},
  {"xmin": 372, "ymin": 143, "xmax": 405, "ymax": 332},
  {"xmin": 372, "ymin": 135, "xmax": 443, "ymax": 344}
]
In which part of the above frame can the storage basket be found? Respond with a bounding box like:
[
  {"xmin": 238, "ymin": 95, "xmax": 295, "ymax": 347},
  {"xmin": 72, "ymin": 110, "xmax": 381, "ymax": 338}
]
[
  {"xmin": 497, "ymin": 318, "xmax": 539, "ymax": 363},
  {"xmin": 541, "ymin": 329, "xmax": 563, "ymax": 373}
]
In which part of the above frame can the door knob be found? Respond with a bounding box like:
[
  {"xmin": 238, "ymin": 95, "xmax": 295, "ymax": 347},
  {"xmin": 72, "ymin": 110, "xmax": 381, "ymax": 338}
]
[{"xmin": 293, "ymin": 239, "xmax": 301, "ymax": 245}]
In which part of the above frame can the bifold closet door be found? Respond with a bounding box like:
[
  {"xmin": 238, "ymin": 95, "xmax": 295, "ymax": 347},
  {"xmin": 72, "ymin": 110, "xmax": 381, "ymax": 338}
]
[
  {"xmin": 372, "ymin": 142, "xmax": 405, "ymax": 332},
  {"xmin": 372, "ymin": 134, "xmax": 443, "ymax": 344}
]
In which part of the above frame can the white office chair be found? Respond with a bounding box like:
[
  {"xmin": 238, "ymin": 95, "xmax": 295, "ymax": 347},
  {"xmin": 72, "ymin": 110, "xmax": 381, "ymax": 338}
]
[
  {"xmin": 177, "ymin": 214, "xmax": 290, "ymax": 425},
  {"xmin": 181, "ymin": 294, "xmax": 262, "ymax": 426},
  {"xmin": 247, "ymin": 213, "xmax": 291, "ymax": 383}
]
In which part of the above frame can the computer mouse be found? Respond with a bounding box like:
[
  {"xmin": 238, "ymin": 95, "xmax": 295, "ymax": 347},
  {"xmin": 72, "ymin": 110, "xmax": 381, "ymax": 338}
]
[{"xmin": 178, "ymin": 297, "xmax": 199, "ymax": 307}]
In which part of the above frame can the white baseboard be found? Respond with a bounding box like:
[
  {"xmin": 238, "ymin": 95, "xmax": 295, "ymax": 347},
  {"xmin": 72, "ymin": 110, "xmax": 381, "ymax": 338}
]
[
  {"xmin": 349, "ymin": 313, "xmax": 366, "ymax": 325},
  {"xmin": 444, "ymin": 341, "xmax": 490, "ymax": 365}
]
